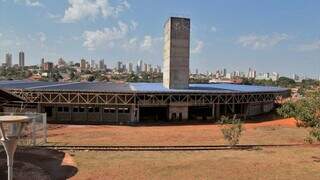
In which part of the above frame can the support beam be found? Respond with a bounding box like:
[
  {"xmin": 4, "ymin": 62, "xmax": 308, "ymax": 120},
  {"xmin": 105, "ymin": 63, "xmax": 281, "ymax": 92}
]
[{"xmin": 215, "ymin": 104, "xmax": 220, "ymax": 120}]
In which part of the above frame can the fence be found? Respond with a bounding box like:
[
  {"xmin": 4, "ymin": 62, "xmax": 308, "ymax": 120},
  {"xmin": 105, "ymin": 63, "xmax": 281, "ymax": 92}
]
[{"xmin": 0, "ymin": 112, "xmax": 47, "ymax": 146}]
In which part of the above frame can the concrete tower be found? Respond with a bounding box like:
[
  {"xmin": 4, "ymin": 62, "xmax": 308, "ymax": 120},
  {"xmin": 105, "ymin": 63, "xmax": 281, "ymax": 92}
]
[
  {"xmin": 163, "ymin": 17, "xmax": 190, "ymax": 89},
  {"xmin": 19, "ymin": 51, "xmax": 25, "ymax": 68}
]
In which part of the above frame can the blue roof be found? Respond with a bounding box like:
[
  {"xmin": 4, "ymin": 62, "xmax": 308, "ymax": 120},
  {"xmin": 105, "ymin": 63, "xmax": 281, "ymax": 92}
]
[
  {"xmin": 0, "ymin": 80, "xmax": 288, "ymax": 93},
  {"xmin": 129, "ymin": 83, "xmax": 288, "ymax": 93}
]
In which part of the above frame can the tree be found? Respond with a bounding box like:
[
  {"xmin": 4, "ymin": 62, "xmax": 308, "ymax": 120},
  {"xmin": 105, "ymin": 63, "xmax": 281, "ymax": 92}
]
[
  {"xmin": 276, "ymin": 77, "xmax": 296, "ymax": 87},
  {"xmin": 219, "ymin": 115, "xmax": 244, "ymax": 147},
  {"xmin": 277, "ymin": 91, "xmax": 320, "ymax": 143},
  {"xmin": 87, "ymin": 75, "xmax": 95, "ymax": 82},
  {"xmin": 127, "ymin": 73, "xmax": 138, "ymax": 82}
]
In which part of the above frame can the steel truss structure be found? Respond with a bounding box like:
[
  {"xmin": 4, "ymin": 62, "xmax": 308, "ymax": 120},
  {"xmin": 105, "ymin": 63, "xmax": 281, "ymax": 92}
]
[{"xmin": 8, "ymin": 89, "xmax": 288, "ymax": 106}]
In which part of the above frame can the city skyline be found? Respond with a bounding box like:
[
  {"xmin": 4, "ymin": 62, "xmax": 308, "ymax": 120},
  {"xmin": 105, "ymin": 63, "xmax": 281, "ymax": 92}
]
[
  {"xmin": 1, "ymin": 0, "xmax": 320, "ymax": 78},
  {"xmin": 0, "ymin": 50, "xmax": 317, "ymax": 81}
]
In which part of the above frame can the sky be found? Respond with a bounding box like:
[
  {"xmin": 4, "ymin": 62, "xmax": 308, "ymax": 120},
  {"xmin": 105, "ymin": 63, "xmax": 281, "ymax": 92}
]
[{"xmin": 0, "ymin": 0, "xmax": 320, "ymax": 78}]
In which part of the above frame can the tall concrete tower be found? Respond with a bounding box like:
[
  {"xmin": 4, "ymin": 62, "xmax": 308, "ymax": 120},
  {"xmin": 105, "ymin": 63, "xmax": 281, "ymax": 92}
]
[
  {"xmin": 19, "ymin": 51, "xmax": 25, "ymax": 68},
  {"xmin": 163, "ymin": 17, "xmax": 190, "ymax": 89}
]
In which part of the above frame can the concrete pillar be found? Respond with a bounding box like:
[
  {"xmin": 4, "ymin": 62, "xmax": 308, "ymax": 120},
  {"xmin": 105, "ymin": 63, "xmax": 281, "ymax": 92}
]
[
  {"xmin": 69, "ymin": 105, "xmax": 72, "ymax": 121},
  {"xmin": 99, "ymin": 106, "xmax": 102, "ymax": 122},
  {"xmin": 212, "ymin": 104, "xmax": 215, "ymax": 120},
  {"xmin": 116, "ymin": 107, "xmax": 119, "ymax": 123},
  {"xmin": 224, "ymin": 104, "xmax": 229, "ymax": 115},
  {"xmin": 136, "ymin": 106, "xmax": 140, "ymax": 123},
  {"xmin": 130, "ymin": 105, "xmax": 135, "ymax": 123},
  {"xmin": 37, "ymin": 104, "xmax": 41, "ymax": 113},
  {"xmin": 244, "ymin": 104, "xmax": 248, "ymax": 120},
  {"xmin": 215, "ymin": 104, "xmax": 220, "ymax": 120}
]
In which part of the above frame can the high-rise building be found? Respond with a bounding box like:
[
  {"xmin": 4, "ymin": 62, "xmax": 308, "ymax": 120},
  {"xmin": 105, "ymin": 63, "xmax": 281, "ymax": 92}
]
[
  {"xmin": 163, "ymin": 17, "xmax": 190, "ymax": 89},
  {"xmin": 99, "ymin": 59, "xmax": 105, "ymax": 71},
  {"xmin": 43, "ymin": 62, "xmax": 54, "ymax": 72},
  {"xmin": 143, "ymin": 63, "xmax": 148, "ymax": 72},
  {"xmin": 135, "ymin": 65, "xmax": 139, "ymax": 73},
  {"xmin": 90, "ymin": 60, "xmax": 95, "ymax": 69},
  {"xmin": 58, "ymin": 57, "xmax": 66, "ymax": 67},
  {"xmin": 40, "ymin": 58, "xmax": 45, "ymax": 69},
  {"xmin": 5, "ymin": 53, "xmax": 12, "ymax": 68},
  {"xmin": 292, "ymin": 74, "xmax": 300, "ymax": 82},
  {"xmin": 80, "ymin": 59, "xmax": 86, "ymax": 70},
  {"xmin": 137, "ymin": 60, "xmax": 143, "ymax": 72},
  {"xmin": 248, "ymin": 68, "xmax": 256, "ymax": 79},
  {"xmin": 117, "ymin": 61, "xmax": 123, "ymax": 71},
  {"xmin": 86, "ymin": 61, "xmax": 90, "ymax": 69},
  {"xmin": 223, "ymin": 68, "xmax": 227, "ymax": 77},
  {"xmin": 19, "ymin": 51, "xmax": 25, "ymax": 68},
  {"xmin": 147, "ymin": 64, "xmax": 152, "ymax": 73},
  {"xmin": 128, "ymin": 63, "xmax": 133, "ymax": 73},
  {"xmin": 271, "ymin": 72, "xmax": 279, "ymax": 81},
  {"xmin": 156, "ymin": 65, "xmax": 162, "ymax": 73}
]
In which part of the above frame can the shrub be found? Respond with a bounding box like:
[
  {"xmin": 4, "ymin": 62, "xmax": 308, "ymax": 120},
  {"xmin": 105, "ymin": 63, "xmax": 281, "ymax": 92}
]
[
  {"xmin": 278, "ymin": 91, "xmax": 320, "ymax": 143},
  {"xmin": 277, "ymin": 100, "xmax": 297, "ymax": 118},
  {"xmin": 219, "ymin": 116, "xmax": 244, "ymax": 147},
  {"xmin": 305, "ymin": 125, "xmax": 320, "ymax": 144}
]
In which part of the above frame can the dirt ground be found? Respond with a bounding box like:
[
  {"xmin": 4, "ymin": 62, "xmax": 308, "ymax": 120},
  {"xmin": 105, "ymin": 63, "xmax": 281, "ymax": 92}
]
[
  {"xmin": 47, "ymin": 117, "xmax": 307, "ymax": 146},
  {"xmin": 44, "ymin": 117, "xmax": 320, "ymax": 179},
  {"xmin": 70, "ymin": 146, "xmax": 320, "ymax": 180},
  {"xmin": 0, "ymin": 148, "xmax": 77, "ymax": 180},
  {"xmin": 2, "ymin": 116, "xmax": 317, "ymax": 179}
]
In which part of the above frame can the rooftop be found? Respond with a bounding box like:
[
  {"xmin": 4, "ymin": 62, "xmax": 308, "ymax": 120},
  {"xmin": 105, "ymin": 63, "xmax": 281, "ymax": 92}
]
[{"xmin": 0, "ymin": 80, "xmax": 288, "ymax": 94}]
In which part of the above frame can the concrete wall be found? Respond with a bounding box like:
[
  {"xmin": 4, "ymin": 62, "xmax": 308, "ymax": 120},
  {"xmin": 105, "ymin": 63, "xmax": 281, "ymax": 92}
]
[
  {"xmin": 169, "ymin": 105, "xmax": 188, "ymax": 120},
  {"xmin": 163, "ymin": 17, "xmax": 190, "ymax": 89},
  {"xmin": 39, "ymin": 105, "xmax": 133, "ymax": 123}
]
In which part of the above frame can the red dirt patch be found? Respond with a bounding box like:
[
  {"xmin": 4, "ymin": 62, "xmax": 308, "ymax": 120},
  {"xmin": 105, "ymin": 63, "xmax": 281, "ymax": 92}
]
[
  {"xmin": 245, "ymin": 118, "xmax": 297, "ymax": 129},
  {"xmin": 47, "ymin": 117, "xmax": 306, "ymax": 146}
]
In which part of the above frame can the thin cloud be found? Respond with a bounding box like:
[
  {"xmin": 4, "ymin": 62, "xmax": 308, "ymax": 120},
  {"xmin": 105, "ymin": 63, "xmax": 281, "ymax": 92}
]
[
  {"xmin": 191, "ymin": 40, "xmax": 204, "ymax": 54},
  {"xmin": 211, "ymin": 26, "xmax": 217, "ymax": 32},
  {"xmin": 140, "ymin": 35, "xmax": 162, "ymax": 51},
  {"xmin": 299, "ymin": 40, "xmax": 320, "ymax": 51},
  {"xmin": 237, "ymin": 33, "xmax": 288, "ymax": 50},
  {"xmin": 14, "ymin": 0, "xmax": 43, "ymax": 7},
  {"xmin": 47, "ymin": 13, "xmax": 60, "ymax": 19}
]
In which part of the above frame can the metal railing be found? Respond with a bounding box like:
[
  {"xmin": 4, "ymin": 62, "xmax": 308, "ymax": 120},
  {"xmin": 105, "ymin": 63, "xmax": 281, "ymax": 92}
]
[{"xmin": 0, "ymin": 112, "xmax": 47, "ymax": 146}]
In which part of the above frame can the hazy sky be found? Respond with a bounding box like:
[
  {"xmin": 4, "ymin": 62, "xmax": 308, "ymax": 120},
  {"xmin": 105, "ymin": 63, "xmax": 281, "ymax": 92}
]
[{"xmin": 0, "ymin": 0, "xmax": 320, "ymax": 77}]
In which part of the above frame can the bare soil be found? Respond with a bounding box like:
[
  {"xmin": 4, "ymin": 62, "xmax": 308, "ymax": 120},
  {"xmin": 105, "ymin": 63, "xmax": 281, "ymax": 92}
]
[
  {"xmin": 0, "ymin": 148, "xmax": 77, "ymax": 180},
  {"xmin": 2, "ymin": 117, "xmax": 316, "ymax": 179},
  {"xmin": 47, "ymin": 118, "xmax": 306, "ymax": 146}
]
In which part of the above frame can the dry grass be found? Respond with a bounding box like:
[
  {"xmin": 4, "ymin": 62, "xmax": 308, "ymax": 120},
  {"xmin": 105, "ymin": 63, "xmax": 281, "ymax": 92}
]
[
  {"xmin": 70, "ymin": 147, "xmax": 320, "ymax": 180},
  {"xmin": 44, "ymin": 117, "xmax": 320, "ymax": 179}
]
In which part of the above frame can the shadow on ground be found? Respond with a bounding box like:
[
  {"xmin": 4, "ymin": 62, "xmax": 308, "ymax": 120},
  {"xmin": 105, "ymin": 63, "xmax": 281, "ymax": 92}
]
[{"xmin": 0, "ymin": 147, "xmax": 77, "ymax": 180}]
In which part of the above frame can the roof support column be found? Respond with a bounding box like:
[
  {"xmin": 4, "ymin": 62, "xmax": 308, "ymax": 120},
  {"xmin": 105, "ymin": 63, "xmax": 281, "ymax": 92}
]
[{"xmin": 215, "ymin": 104, "xmax": 220, "ymax": 121}]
